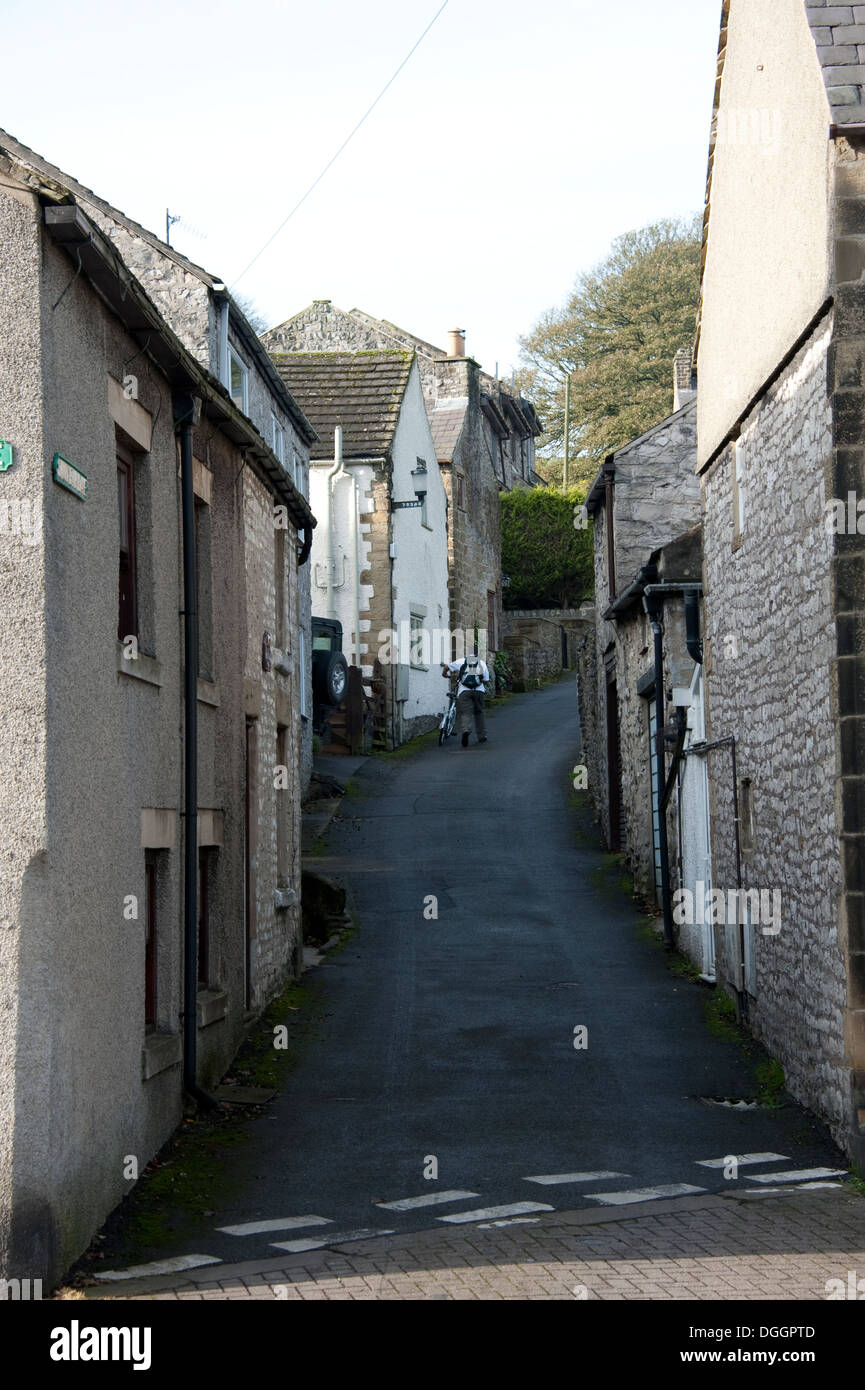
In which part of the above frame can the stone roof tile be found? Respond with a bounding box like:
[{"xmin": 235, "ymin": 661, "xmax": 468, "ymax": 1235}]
[
  {"xmin": 269, "ymin": 351, "xmax": 414, "ymax": 461},
  {"xmin": 805, "ymin": 0, "xmax": 865, "ymax": 118}
]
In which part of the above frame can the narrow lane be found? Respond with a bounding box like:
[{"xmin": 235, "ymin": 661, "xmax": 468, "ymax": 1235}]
[{"xmin": 107, "ymin": 679, "xmax": 844, "ymax": 1271}]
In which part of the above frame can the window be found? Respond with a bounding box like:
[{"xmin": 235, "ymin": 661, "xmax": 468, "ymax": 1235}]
[
  {"xmin": 118, "ymin": 443, "xmax": 138, "ymax": 640},
  {"xmin": 292, "ymin": 449, "xmax": 301, "ymax": 491},
  {"xmin": 740, "ymin": 778, "xmax": 755, "ymax": 854},
  {"xmin": 416, "ymin": 457, "xmax": 430, "ymax": 527},
  {"xmin": 299, "ymin": 628, "xmax": 309, "ymax": 718},
  {"xmin": 275, "ymin": 526, "xmax": 286, "ymax": 649},
  {"xmin": 272, "ymin": 415, "xmax": 286, "ymax": 466},
  {"xmin": 277, "ymin": 725, "xmax": 289, "ymax": 886},
  {"xmin": 409, "ymin": 612, "xmax": 428, "ymax": 668},
  {"xmin": 197, "ymin": 848, "xmax": 211, "ymax": 988},
  {"xmin": 732, "ymin": 440, "xmax": 745, "ymax": 542},
  {"xmin": 229, "ymin": 346, "xmax": 249, "ymax": 413},
  {"xmin": 456, "ymin": 474, "xmax": 466, "ymax": 510},
  {"xmin": 145, "ymin": 853, "xmax": 158, "ymax": 1029},
  {"xmin": 194, "ymin": 499, "xmax": 213, "ymax": 678}
]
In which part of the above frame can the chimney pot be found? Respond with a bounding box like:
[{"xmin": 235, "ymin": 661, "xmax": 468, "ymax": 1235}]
[{"xmin": 447, "ymin": 328, "xmax": 466, "ymax": 358}]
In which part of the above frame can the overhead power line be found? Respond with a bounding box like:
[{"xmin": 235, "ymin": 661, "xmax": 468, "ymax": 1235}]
[{"xmin": 231, "ymin": 0, "xmax": 450, "ymax": 290}]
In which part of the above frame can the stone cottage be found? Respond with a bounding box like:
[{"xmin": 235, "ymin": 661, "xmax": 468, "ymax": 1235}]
[
  {"xmin": 0, "ymin": 127, "xmax": 319, "ymax": 795},
  {"xmin": 263, "ymin": 302, "xmax": 543, "ymax": 660},
  {"xmin": 271, "ymin": 349, "xmax": 450, "ymax": 748},
  {"xmin": 0, "ymin": 138, "xmax": 316, "ymax": 1286},
  {"xmin": 578, "ymin": 390, "xmax": 702, "ymax": 859},
  {"xmin": 694, "ymin": 0, "xmax": 865, "ymax": 1163}
]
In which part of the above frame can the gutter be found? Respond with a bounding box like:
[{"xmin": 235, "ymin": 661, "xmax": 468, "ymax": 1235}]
[{"xmin": 43, "ymin": 202, "xmax": 316, "ymax": 532}]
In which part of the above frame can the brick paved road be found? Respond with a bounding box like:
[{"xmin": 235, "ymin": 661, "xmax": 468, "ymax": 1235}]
[{"xmin": 87, "ymin": 1187, "xmax": 865, "ymax": 1301}]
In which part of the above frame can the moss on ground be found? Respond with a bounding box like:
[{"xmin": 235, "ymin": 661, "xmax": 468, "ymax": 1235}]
[{"xmin": 72, "ymin": 971, "xmax": 335, "ymax": 1276}]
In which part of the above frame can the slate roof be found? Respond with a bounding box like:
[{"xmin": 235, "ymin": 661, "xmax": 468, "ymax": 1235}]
[
  {"xmin": 429, "ymin": 400, "xmax": 469, "ymax": 463},
  {"xmin": 805, "ymin": 2, "xmax": 865, "ymax": 125},
  {"xmin": 270, "ymin": 351, "xmax": 414, "ymax": 461}
]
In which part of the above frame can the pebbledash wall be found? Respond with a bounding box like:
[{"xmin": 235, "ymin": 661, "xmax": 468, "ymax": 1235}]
[
  {"xmin": 700, "ymin": 313, "xmax": 847, "ymax": 1136},
  {"xmin": 0, "ymin": 171, "xmax": 313, "ymax": 1285}
]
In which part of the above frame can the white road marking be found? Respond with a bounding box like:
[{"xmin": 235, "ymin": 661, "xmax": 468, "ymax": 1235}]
[
  {"xmin": 271, "ymin": 1228, "xmax": 396, "ymax": 1253},
  {"xmin": 695, "ymin": 1153, "xmax": 789, "ymax": 1169},
  {"xmin": 374, "ymin": 1190, "xmax": 480, "ymax": 1211},
  {"xmin": 217, "ymin": 1215, "xmax": 332, "ymax": 1236},
  {"xmin": 476, "ymin": 1218, "xmax": 541, "ymax": 1228},
  {"xmin": 94, "ymin": 1255, "xmax": 223, "ymax": 1281},
  {"xmin": 437, "ymin": 1202, "xmax": 554, "ymax": 1224},
  {"xmin": 743, "ymin": 1181, "xmax": 845, "ymax": 1195},
  {"xmin": 746, "ymin": 1167, "xmax": 848, "ymax": 1184},
  {"xmin": 584, "ymin": 1184, "xmax": 706, "ymax": 1206},
  {"xmin": 524, "ymin": 1171, "xmax": 629, "ymax": 1185}
]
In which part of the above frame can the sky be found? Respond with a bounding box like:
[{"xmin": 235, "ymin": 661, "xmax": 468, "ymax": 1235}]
[{"xmin": 3, "ymin": 0, "xmax": 722, "ymax": 377}]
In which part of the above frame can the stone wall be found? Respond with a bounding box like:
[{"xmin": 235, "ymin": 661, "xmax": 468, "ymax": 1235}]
[
  {"xmin": 701, "ymin": 313, "xmax": 848, "ymax": 1138},
  {"xmin": 612, "ymin": 402, "xmax": 700, "ymax": 590},
  {"xmin": 502, "ymin": 608, "xmax": 592, "ymax": 690},
  {"xmin": 445, "ymin": 359, "xmax": 503, "ymax": 650},
  {"xmin": 584, "ymin": 404, "xmax": 701, "ymax": 852}
]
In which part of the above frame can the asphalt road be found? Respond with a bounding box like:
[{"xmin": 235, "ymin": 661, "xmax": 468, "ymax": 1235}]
[{"xmin": 101, "ymin": 677, "xmax": 845, "ymax": 1273}]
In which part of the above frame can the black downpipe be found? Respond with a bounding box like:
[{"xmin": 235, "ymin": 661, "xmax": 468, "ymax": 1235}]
[
  {"xmin": 684, "ymin": 588, "xmax": 703, "ymax": 666},
  {"xmin": 647, "ymin": 597, "xmax": 675, "ymax": 950},
  {"xmin": 176, "ymin": 395, "xmax": 216, "ymax": 1112}
]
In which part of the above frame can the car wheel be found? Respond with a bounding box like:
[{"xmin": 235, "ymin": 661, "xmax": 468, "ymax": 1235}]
[{"xmin": 325, "ymin": 652, "xmax": 348, "ymax": 706}]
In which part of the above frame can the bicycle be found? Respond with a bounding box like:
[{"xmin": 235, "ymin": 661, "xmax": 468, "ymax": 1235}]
[{"xmin": 438, "ymin": 688, "xmax": 458, "ymax": 745}]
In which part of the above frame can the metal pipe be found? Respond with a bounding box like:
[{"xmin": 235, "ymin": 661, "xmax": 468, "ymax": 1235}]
[
  {"xmin": 175, "ymin": 394, "xmax": 216, "ymax": 1111},
  {"xmin": 647, "ymin": 599, "xmax": 675, "ymax": 949},
  {"xmin": 325, "ymin": 427, "xmax": 343, "ymax": 619},
  {"xmin": 684, "ymin": 589, "xmax": 703, "ymax": 665}
]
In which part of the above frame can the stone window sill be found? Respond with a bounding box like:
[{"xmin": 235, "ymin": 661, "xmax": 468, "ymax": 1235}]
[
  {"xmin": 273, "ymin": 647, "xmax": 294, "ymax": 677},
  {"xmin": 118, "ymin": 643, "xmax": 162, "ymax": 688},
  {"xmin": 141, "ymin": 1030, "xmax": 182, "ymax": 1080},
  {"xmin": 197, "ymin": 989, "xmax": 228, "ymax": 1028},
  {"xmin": 197, "ymin": 678, "xmax": 220, "ymax": 707}
]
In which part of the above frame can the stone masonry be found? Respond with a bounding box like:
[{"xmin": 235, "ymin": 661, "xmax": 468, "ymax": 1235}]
[{"xmin": 701, "ymin": 314, "xmax": 847, "ymax": 1138}]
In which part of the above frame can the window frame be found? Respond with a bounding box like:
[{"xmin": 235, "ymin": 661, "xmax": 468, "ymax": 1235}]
[
  {"xmin": 229, "ymin": 345, "xmax": 249, "ymax": 414},
  {"xmin": 409, "ymin": 610, "xmax": 428, "ymax": 670},
  {"xmin": 732, "ymin": 439, "xmax": 745, "ymax": 545},
  {"xmin": 145, "ymin": 854, "xmax": 158, "ymax": 1030},
  {"xmin": 117, "ymin": 442, "xmax": 138, "ymax": 641}
]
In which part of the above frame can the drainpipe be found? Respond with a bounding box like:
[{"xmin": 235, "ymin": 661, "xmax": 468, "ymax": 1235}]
[
  {"xmin": 684, "ymin": 588, "xmax": 703, "ymax": 665},
  {"xmin": 175, "ymin": 393, "xmax": 216, "ymax": 1111},
  {"xmin": 644, "ymin": 592, "xmax": 675, "ymax": 950},
  {"xmin": 325, "ymin": 427, "xmax": 344, "ymax": 620}
]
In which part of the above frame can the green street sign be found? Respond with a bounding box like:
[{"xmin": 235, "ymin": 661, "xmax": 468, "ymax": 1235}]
[
  {"xmin": 51, "ymin": 453, "xmax": 87, "ymax": 500},
  {"xmin": 0, "ymin": 440, "xmax": 12, "ymax": 472}
]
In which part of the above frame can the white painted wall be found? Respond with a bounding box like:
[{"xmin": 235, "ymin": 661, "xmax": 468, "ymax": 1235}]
[
  {"xmin": 697, "ymin": 0, "xmax": 831, "ymax": 466},
  {"xmin": 391, "ymin": 360, "xmax": 450, "ymax": 725},
  {"xmin": 678, "ymin": 668, "xmax": 715, "ymax": 978},
  {"xmin": 309, "ymin": 453, "xmax": 375, "ymax": 668}
]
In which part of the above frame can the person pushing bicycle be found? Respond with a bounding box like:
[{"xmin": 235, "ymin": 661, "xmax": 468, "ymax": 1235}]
[{"xmin": 441, "ymin": 650, "xmax": 490, "ymax": 747}]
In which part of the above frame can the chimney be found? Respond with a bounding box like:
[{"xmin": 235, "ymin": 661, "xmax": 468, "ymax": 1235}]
[
  {"xmin": 673, "ymin": 347, "xmax": 696, "ymax": 411},
  {"xmin": 447, "ymin": 328, "xmax": 466, "ymax": 358}
]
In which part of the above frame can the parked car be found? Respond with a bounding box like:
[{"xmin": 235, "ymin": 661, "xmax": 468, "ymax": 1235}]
[{"xmin": 311, "ymin": 617, "xmax": 349, "ymax": 709}]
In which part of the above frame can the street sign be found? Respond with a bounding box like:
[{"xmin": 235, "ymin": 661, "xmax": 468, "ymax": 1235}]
[
  {"xmin": 51, "ymin": 453, "xmax": 87, "ymax": 500},
  {"xmin": 0, "ymin": 440, "xmax": 12, "ymax": 472}
]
